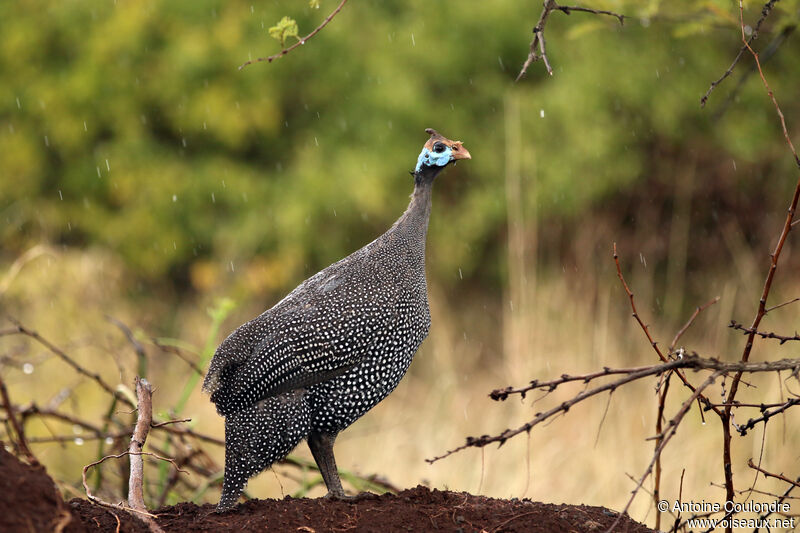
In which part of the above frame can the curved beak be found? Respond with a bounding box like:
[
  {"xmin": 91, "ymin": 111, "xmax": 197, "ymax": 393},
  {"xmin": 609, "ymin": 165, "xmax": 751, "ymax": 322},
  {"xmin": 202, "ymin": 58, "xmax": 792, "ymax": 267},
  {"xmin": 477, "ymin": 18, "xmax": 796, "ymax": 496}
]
[{"xmin": 450, "ymin": 142, "xmax": 471, "ymax": 161}]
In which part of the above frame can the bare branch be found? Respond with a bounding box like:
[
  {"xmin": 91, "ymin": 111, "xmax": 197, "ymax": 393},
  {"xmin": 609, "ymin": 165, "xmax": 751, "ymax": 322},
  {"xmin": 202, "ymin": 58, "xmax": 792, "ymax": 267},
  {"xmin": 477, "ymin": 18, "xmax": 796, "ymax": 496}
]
[
  {"xmin": 516, "ymin": 0, "xmax": 625, "ymax": 81},
  {"xmin": 150, "ymin": 418, "xmax": 192, "ymax": 428},
  {"xmin": 735, "ymin": 3, "xmax": 800, "ymax": 168},
  {"xmin": 427, "ymin": 355, "xmax": 800, "ymax": 463},
  {"xmin": 722, "ymin": 0, "xmax": 800, "ymax": 508},
  {"xmin": 669, "ymin": 296, "xmax": 720, "ymax": 352},
  {"xmin": 554, "ymin": 4, "xmax": 625, "ymax": 25},
  {"xmin": 0, "ymin": 376, "xmax": 38, "ymax": 465},
  {"xmin": 606, "ymin": 371, "xmax": 724, "ymax": 532},
  {"xmin": 4, "ymin": 319, "xmax": 135, "ymax": 409},
  {"xmin": 700, "ymin": 0, "xmax": 779, "ymax": 107},
  {"xmin": 239, "ymin": 0, "xmax": 349, "ymax": 70},
  {"xmin": 148, "ymin": 338, "xmax": 204, "ymax": 375},
  {"xmin": 80, "ymin": 377, "xmax": 180, "ymax": 533},
  {"xmin": 729, "ymin": 320, "xmax": 800, "ymax": 345},
  {"xmin": 490, "ymin": 364, "xmax": 664, "ymax": 401},
  {"xmin": 81, "ymin": 450, "xmax": 183, "ymax": 521},
  {"xmin": 736, "ymin": 398, "xmax": 800, "ymax": 436},
  {"xmin": 747, "ymin": 459, "xmax": 800, "ymax": 490},
  {"xmin": 107, "ymin": 316, "xmax": 148, "ymax": 377},
  {"xmin": 614, "ymin": 244, "xmax": 722, "ymax": 417},
  {"xmin": 765, "ymin": 297, "xmax": 800, "ymax": 314},
  {"xmin": 653, "ymin": 372, "xmax": 672, "ymax": 531}
]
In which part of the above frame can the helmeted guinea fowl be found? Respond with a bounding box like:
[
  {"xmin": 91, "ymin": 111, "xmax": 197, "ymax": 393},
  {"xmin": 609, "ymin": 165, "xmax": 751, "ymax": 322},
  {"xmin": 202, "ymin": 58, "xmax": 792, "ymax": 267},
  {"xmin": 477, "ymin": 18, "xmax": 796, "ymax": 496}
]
[{"xmin": 203, "ymin": 128, "xmax": 471, "ymax": 511}]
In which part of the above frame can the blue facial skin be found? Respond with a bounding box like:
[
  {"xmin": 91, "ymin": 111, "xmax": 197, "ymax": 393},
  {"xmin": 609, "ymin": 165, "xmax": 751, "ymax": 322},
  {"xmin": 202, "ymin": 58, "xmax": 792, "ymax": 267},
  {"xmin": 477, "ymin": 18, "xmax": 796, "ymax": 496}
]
[{"xmin": 415, "ymin": 146, "xmax": 453, "ymax": 173}]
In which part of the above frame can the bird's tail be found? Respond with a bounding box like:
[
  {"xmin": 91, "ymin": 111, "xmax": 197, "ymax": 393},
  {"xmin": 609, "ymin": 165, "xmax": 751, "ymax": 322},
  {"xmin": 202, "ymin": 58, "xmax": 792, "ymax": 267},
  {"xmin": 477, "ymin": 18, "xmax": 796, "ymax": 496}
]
[{"xmin": 216, "ymin": 390, "xmax": 312, "ymax": 511}]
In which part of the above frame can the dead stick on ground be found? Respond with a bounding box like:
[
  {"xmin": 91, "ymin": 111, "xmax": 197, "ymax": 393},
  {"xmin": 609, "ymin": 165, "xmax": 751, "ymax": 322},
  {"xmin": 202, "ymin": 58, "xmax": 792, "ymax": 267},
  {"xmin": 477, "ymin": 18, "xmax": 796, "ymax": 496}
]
[
  {"xmin": 80, "ymin": 376, "xmax": 182, "ymax": 533},
  {"xmin": 82, "ymin": 451, "xmax": 185, "ymax": 520},
  {"xmin": 129, "ymin": 377, "xmax": 152, "ymax": 511}
]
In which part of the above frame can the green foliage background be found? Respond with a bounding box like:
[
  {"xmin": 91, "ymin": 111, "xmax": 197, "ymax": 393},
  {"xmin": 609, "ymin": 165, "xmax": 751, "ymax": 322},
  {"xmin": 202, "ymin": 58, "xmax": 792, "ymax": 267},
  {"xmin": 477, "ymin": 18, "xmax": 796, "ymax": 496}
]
[{"xmin": 1, "ymin": 0, "xmax": 799, "ymax": 307}]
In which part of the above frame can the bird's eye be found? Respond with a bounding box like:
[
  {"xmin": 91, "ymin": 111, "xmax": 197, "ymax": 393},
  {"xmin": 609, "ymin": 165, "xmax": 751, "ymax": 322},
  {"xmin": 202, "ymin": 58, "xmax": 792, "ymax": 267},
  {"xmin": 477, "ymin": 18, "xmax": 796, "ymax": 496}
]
[{"xmin": 433, "ymin": 142, "xmax": 446, "ymax": 153}]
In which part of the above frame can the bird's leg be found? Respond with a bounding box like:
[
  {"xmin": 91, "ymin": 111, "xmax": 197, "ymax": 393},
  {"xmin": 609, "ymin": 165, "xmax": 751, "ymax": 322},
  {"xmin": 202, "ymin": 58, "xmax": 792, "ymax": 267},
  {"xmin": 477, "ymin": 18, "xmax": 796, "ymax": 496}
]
[{"xmin": 307, "ymin": 431, "xmax": 348, "ymax": 498}]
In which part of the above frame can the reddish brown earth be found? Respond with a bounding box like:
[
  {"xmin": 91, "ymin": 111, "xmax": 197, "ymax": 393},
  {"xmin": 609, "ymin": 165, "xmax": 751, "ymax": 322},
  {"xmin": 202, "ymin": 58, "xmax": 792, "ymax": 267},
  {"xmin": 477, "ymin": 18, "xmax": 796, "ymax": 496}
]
[{"xmin": 1, "ymin": 447, "xmax": 653, "ymax": 533}]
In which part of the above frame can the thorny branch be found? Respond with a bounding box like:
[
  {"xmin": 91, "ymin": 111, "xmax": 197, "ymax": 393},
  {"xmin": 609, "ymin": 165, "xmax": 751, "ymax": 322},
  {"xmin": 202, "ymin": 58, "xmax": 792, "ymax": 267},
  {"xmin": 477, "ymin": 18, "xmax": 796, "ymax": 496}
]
[
  {"xmin": 736, "ymin": 398, "xmax": 800, "ymax": 436},
  {"xmin": 700, "ymin": 0, "xmax": 779, "ymax": 107},
  {"xmin": 747, "ymin": 459, "xmax": 800, "ymax": 491},
  {"xmin": 607, "ymin": 371, "xmax": 724, "ymax": 533},
  {"xmin": 427, "ymin": 355, "xmax": 800, "ymax": 463},
  {"xmin": 729, "ymin": 320, "xmax": 800, "ymax": 345},
  {"xmin": 720, "ymin": 0, "xmax": 800, "ymax": 514},
  {"xmin": 516, "ymin": 0, "xmax": 625, "ymax": 81},
  {"xmin": 652, "ymin": 371, "xmax": 672, "ymax": 532},
  {"xmin": 613, "ymin": 243, "xmax": 722, "ymax": 418},
  {"xmin": 239, "ymin": 0, "xmax": 349, "ymax": 70}
]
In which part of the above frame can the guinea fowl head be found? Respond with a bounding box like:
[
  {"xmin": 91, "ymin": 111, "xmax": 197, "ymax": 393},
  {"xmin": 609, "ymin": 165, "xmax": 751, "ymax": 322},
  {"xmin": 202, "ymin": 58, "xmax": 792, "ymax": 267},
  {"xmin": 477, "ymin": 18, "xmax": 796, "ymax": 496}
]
[{"xmin": 414, "ymin": 128, "xmax": 471, "ymax": 175}]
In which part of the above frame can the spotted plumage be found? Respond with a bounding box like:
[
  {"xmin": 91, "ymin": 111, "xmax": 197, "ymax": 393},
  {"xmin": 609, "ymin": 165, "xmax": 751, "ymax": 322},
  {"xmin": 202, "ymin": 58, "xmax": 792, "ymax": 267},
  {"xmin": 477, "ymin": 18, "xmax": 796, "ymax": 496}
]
[{"xmin": 203, "ymin": 128, "xmax": 471, "ymax": 511}]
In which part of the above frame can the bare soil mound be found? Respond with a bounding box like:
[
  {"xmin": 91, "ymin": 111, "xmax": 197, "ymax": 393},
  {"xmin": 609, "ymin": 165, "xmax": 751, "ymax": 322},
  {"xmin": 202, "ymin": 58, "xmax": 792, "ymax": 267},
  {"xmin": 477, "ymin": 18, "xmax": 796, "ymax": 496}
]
[
  {"xmin": 0, "ymin": 446, "xmax": 84, "ymax": 533},
  {"xmin": 2, "ymin": 446, "xmax": 653, "ymax": 532}
]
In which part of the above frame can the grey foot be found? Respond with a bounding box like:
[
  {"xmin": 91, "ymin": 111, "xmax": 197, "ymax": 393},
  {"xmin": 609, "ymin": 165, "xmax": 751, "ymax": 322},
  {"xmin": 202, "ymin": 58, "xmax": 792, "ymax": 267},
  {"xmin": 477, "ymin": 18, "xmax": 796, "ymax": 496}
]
[{"xmin": 308, "ymin": 431, "xmax": 346, "ymax": 497}]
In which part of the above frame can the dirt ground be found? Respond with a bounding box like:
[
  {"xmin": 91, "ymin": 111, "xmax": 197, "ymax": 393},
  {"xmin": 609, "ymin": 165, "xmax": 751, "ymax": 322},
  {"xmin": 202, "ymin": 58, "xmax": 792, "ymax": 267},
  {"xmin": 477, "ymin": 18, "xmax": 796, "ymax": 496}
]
[{"xmin": 1, "ymin": 446, "xmax": 654, "ymax": 532}]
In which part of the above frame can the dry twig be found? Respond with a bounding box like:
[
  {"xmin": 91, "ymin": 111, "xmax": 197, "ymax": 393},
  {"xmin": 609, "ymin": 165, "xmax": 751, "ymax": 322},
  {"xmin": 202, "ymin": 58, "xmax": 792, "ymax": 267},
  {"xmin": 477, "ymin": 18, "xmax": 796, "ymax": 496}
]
[
  {"xmin": 516, "ymin": 0, "xmax": 625, "ymax": 81},
  {"xmin": 720, "ymin": 0, "xmax": 800, "ymax": 513},
  {"xmin": 747, "ymin": 459, "xmax": 800, "ymax": 491},
  {"xmin": 700, "ymin": 0, "xmax": 780, "ymax": 107},
  {"xmin": 0, "ymin": 376, "xmax": 38, "ymax": 465},
  {"xmin": 81, "ymin": 450, "xmax": 184, "ymax": 517},
  {"xmin": 606, "ymin": 371, "xmax": 724, "ymax": 533},
  {"xmin": 729, "ymin": 320, "xmax": 800, "ymax": 345},
  {"xmin": 427, "ymin": 355, "xmax": 800, "ymax": 463},
  {"xmin": 1, "ymin": 319, "xmax": 135, "ymax": 409},
  {"xmin": 736, "ymin": 398, "xmax": 800, "ymax": 436},
  {"xmin": 80, "ymin": 377, "xmax": 183, "ymax": 533},
  {"xmin": 613, "ymin": 244, "xmax": 722, "ymax": 418},
  {"xmin": 128, "ymin": 378, "xmax": 153, "ymax": 511},
  {"xmin": 669, "ymin": 297, "xmax": 720, "ymax": 352}
]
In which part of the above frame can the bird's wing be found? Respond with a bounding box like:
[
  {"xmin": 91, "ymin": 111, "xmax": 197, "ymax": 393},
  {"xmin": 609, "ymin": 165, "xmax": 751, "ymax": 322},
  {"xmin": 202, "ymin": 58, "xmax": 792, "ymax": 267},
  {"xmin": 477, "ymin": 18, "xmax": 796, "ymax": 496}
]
[{"xmin": 205, "ymin": 276, "xmax": 402, "ymax": 416}]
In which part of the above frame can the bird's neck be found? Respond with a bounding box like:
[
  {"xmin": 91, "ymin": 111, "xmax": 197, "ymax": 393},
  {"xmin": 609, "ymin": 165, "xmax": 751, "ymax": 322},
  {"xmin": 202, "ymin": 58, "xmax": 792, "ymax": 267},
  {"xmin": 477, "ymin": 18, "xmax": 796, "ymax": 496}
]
[
  {"xmin": 399, "ymin": 179, "xmax": 433, "ymax": 234},
  {"xmin": 385, "ymin": 168, "xmax": 438, "ymax": 247}
]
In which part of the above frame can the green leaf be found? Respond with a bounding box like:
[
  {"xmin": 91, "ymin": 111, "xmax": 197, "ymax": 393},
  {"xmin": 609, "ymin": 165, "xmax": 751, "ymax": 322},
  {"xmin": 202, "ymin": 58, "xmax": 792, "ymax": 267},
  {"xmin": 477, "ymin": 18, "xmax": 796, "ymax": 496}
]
[{"xmin": 268, "ymin": 16, "xmax": 299, "ymax": 48}]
